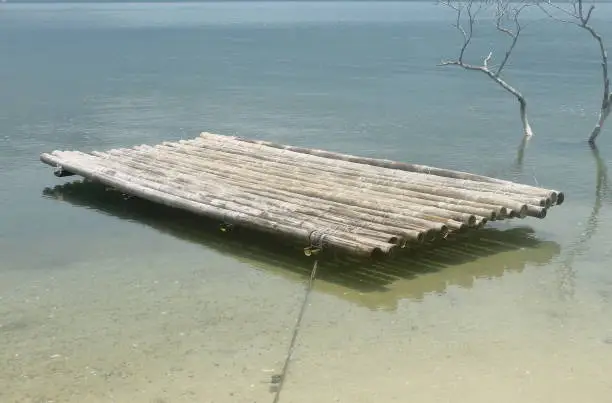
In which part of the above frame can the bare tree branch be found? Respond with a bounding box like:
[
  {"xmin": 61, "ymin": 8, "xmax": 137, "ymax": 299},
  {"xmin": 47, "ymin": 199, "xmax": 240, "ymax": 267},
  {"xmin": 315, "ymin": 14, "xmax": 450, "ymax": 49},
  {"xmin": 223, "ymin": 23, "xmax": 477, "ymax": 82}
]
[
  {"xmin": 484, "ymin": 51, "xmax": 493, "ymax": 70},
  {"xmin": 539, "ymin": 0, "xmax": 611, "ymax": 144},
  {"xmin": 495, "ymin": 3, "xmax": 530, "ymax": 76},
  {"xmin": 537, "ymin": 1, "xmax": 580, "ymax": 25},
  {"xmin": 438, "ymin": 0, "xmax": 534, "ymax": 137},
  {"xmin": 537, "ymin": 7, "xmax": 575, "ymax": 25}
]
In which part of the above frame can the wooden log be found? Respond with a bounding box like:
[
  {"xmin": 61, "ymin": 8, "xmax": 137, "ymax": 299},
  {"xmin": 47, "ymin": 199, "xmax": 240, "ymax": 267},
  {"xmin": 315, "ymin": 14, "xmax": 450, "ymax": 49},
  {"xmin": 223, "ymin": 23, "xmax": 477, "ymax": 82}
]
[
  {"xmin": 110, "ymin": 146, "xmax": 482, "ymax": 226},
  {"xmin": 162, "ymin": 141, "xmax": 508, "ymax": 220},
  {"xmin": 90, "ymin": 150, "xmax": 444, "ymax": 243},
  {"xmin": 192, "ymin": 135, "xmax": 552, "ymax": 209},
  {"xmin": 219, "ymin": 132, "xmax": 564, "ymax": 205},
  {"xmin": 41, "ymin": 152, "xmax": 396, "ymax": 257}
]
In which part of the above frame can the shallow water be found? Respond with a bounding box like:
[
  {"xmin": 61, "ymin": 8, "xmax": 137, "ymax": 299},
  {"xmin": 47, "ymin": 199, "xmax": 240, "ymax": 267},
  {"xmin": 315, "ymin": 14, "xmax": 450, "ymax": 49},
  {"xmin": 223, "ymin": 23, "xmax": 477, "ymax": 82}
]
[{"xmin": 1, "ymin": 2, "xmax": 612, "ymax": 402}]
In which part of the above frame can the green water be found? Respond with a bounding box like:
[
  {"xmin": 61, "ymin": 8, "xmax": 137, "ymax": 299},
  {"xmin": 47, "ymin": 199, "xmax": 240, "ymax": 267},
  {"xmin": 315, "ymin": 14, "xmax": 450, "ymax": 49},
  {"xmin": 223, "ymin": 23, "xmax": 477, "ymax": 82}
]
[{"xmin": 1, "ymin": 2, "xmax": 612, "ymax": 402}]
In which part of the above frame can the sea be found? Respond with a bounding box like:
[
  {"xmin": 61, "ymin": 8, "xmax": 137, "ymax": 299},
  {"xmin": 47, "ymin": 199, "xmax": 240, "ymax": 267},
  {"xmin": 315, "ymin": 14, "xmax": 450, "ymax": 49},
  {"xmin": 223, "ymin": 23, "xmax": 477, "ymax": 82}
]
[{"xmin": 1, "ymin": 2, "xmax": 612, "ymax": 402}]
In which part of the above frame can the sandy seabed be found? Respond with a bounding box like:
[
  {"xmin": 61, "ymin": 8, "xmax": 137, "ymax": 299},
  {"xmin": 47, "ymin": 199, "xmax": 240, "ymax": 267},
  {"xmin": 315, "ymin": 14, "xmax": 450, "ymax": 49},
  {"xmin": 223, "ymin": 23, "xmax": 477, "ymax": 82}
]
[{"xmin": 1, "ymin": 219, "xmax": 611, "ymax": 403}]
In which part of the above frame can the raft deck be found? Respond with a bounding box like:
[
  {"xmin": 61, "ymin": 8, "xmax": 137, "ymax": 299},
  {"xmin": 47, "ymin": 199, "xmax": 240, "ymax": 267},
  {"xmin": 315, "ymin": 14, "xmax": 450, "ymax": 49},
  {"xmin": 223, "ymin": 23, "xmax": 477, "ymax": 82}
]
[{"xmin": 40, "ymin": 132, "xmax": 564, "ymax": 258}]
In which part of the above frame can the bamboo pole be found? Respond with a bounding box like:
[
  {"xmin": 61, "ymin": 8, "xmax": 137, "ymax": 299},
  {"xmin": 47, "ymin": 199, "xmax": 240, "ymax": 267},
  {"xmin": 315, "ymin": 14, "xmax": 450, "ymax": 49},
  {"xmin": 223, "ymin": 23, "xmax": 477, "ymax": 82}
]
[
  {"xmin": 191, "ymin": 135, "xmax": 522, "ymax": 217},
  {"xmin": 193, "ymin": 135, "xmax": 552, "ymax": 208},
  {"xmin": 156, "ymin": 146, "xmax": 516, "ymax": 224},
  {"xmin": 197, "ymin": 133, "xmax": 558, "ymax": 207},
  {"xmin": 90, "ymin": 149, "xmax": 446, "ymax": 242},
  {"xmin": 84, "ymin": 150, "xmax": 436, "ymax": 245},
  {"xmin": 187, "ymin": 137, "xmax": 539, "ymax": 217},
  {"xmin": 167, "ymin": 144, "xmax": 552, "ymax": 220},
  {"xmin": 150, "ymin": 144, "xmax": 498, "ymax": 222},
  {"xmin": 165, "ymin": 146, "xmax": 529, "ymax": 221},
  {"xmin": 131, "ymin": 145, "xmax": 480, "ymax": 224},
  {"xmin": 111, "ymin": 146, "xmax": 482, "ymax": 226},
  {"xmin": 217, "ymin": 132, "xmax": 564, "ymax": 205},
  {"xmin": 96, "ymin": 148, "xmax": 457, "ymax": 237},
  {"xmin": 41, "ymin": 152, "xmax": 396, "ymax": 257},
  {"xmin": 66, "ymin": 151, "xmax": 403, "ymax": 248},
  {"xmin": 161, "ymin": 141, "xmax": 508, "ymax": 220},
  {"xmin": 87, "ymin": 146, "xmax": 539, "ymax": 225}
]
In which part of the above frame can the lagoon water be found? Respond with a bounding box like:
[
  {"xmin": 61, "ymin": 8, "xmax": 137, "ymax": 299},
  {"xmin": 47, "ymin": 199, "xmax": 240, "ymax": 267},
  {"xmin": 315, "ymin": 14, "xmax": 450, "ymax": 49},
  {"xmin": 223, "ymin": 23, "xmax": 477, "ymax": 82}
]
[{"xmin": 1, "ymin": 2, "xmax": 612, "ymax": 402}]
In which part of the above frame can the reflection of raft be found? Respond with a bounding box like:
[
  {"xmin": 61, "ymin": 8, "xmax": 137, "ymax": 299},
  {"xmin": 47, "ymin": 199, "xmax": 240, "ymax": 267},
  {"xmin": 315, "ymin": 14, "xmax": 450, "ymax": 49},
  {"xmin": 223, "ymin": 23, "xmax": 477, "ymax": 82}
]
[
  {"xmin": 42, "ymin": 181, "xmax": 562, "ymax": 311},
  {"xmin": 40, "ymin": 132, "xmax": 564, "ymax": 258}
]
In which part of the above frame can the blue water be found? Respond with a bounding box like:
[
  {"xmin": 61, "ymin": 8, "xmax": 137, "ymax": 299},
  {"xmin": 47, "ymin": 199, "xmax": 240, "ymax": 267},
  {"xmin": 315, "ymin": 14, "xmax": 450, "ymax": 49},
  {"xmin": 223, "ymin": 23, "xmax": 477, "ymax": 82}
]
[{"xmin": 1, "ymin": 2, "xmax": 612, "ymax": 402}]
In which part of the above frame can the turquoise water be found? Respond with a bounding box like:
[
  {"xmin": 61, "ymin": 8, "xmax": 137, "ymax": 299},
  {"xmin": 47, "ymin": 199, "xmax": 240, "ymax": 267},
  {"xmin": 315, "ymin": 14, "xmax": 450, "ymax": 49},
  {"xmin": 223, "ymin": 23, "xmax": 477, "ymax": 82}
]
[{"xmin": 1, "ymin": 2, "xmax": 612, "ymax": 402}]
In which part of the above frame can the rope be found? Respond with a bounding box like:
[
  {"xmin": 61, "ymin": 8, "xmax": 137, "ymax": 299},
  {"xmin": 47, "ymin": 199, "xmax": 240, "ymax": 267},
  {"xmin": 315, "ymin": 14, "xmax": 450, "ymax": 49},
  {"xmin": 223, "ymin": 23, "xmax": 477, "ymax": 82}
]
[{"xmin": 271, "ymin": 258, "xmax": 319, "ymax": 403}]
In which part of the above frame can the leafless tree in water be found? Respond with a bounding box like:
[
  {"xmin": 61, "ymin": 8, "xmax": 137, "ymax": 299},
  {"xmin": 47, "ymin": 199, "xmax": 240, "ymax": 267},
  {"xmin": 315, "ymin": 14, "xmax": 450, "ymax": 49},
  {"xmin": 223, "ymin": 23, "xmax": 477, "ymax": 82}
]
[
  {"xmin": 538, "ymin": 0, "xmax": 611, "ymax": 144},
  {"xmin": 439, "ymin": 0, "xmax": 534, "ymax": 137}
]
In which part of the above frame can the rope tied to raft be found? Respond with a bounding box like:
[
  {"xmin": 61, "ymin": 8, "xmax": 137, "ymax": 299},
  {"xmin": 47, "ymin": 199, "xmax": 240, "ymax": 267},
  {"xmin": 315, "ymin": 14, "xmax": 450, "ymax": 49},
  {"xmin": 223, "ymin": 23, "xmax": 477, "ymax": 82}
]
[
  {"xmin": 304, "ymin": 229, "xmax": 328, "ymax": 256},
  {"xmin": 219, "ymin": 213, "xmax": 235, "ymax": 232},
  {"xmin": 309, "ymin": 230, "xmax": 328, "ymax": 246},
  {"xmin": 270, "ymin": 257, "xmax": 320, "ymax": 403}
]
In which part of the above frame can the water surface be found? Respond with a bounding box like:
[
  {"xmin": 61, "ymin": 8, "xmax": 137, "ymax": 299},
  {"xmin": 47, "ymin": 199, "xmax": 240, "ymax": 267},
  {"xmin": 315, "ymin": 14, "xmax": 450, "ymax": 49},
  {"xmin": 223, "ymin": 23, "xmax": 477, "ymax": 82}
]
[{"xmin": 1, "ymin": 2, "xmax": 612, "ymax": 402}]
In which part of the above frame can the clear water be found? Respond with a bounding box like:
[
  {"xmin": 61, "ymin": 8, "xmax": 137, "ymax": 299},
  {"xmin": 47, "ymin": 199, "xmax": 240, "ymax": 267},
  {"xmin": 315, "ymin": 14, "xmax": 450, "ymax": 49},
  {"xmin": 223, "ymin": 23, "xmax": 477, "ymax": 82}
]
[{"xmin": 1, "ymin": 2, "xmax": 612, "ymax": 402}]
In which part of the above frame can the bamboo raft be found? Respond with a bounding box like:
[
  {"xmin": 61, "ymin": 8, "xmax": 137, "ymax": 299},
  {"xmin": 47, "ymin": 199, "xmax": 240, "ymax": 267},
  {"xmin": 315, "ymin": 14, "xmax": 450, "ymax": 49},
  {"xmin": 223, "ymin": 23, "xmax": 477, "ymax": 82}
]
[{"xmin": 39, "ymin": 132, "xmax": 564, "ymax": 258}]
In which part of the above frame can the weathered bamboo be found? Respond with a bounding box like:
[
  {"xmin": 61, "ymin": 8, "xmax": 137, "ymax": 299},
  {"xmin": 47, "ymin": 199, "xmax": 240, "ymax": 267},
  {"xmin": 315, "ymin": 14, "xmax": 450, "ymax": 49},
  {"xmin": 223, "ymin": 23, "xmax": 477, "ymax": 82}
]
[
  {"xmin": 91, "ymin": 149, "xmax": 446, "ymax": 242},
  {"xmin": 112, "ymin": 146, "xmax": 482, "ymax": 226},
  {"xmin": 190, "ymin": 135, "xmax": 552, "ymax": 207},
  {"xmin": 40, "ymin": 132, "xmax": 564, "ymax": 258},
  {"xmin": 220, "ymin": 132, "xmax": 564, "ymax": 205},
  {"xmin": 161, "ymin": 142, "xmax": 508, "ymax": 220},
  {"xmin": 192, "ymin": 134, "xmax": 521, "ymax": 217},
  {"xmin": 98, "ymin": 145, "xmax": 545, "ymax": 222},
  {"xmin": 184, "ymin": 138, "xmax": 532, "ymax": 216},
  {"xmin": 187, "ymin": 143, "xmax": 551, "ymax": 220},
  {"xmin": 73, "ymin": 152, "xmax": 404, "ymax": 247},
  {"xmin": 85, "ymin": 150, "xmax": 436, "ymax": 245},
  {"xmin": 96, "ymin": 148, "xmax": 456, "ymax": 237},
  {"xmin": 188, "ymin": 137, "xmax": 539, "ymax": 217},
  {"xmin": 189, "ymin": 135, "xmax": 532, "ymax": 207},
  {"xmin": 43, "ymin": 151, "xmax": 396, "ymax": 257},
  {"xmin": 149, "ymin": 144, "xmax": 497, "ymax": 222},
  {"xmin": 198, "ymin": 132, "xmax": 557, "ymax": 206},
  {"xmin": 130, "ymin": 145, "xmax": 482, "ymax": 226},
  {"xmin": 193, "ymin": 135, "xmax": 552, "ymax": 208}
]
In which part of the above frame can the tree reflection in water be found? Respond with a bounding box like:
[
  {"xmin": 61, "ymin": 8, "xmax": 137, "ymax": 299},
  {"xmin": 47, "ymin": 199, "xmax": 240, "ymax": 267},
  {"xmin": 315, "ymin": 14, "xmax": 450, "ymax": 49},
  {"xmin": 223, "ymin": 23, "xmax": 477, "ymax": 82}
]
[
  {"xmin": 558, "ymin": 145, "xmax": 611, "ymax": 299},
  {"xmin": 513, "ymin": 136, "xmax": 611, "ymax": 301}
]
